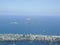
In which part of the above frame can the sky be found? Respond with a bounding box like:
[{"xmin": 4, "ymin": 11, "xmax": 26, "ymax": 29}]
[{"xmin": 0, "ymin": 0, "xmax": 60, "ymax": 16}]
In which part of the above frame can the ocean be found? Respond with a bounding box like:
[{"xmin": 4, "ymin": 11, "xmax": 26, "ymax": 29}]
[
  {"xmin": 0, "ymin": 41, "xmax": 55, "ymax": 45},
  {"xmin": 0, "ymin": 15, "xmax": 60, "ymax": 45}
]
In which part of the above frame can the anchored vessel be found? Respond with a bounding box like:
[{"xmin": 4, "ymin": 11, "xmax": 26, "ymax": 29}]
[{"xmin": 0, "ymin": 34, "xmax": 60, "ymax": 45}]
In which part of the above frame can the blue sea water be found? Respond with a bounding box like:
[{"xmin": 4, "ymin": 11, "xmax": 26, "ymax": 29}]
[
  {"xmin": 0, "ymin": 41, "xmax": 49, "ymax": 45},
  {"xmin": 0, "ymin": 15, "xmax": 60, "ymax": 45},
  {"xmin": 0, "ymin": 41, "xmax": 60, "ymax": 45}
]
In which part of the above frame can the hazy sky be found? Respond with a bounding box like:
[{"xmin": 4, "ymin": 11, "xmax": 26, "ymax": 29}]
[{"xmin": 0, "ymin": 0, "xmax": 60, "ymax": 15}]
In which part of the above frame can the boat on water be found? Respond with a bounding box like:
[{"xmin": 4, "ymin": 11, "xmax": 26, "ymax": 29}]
[{"xmin": 12, "ymin": 43, "xmax": 15, "ymax": 45}]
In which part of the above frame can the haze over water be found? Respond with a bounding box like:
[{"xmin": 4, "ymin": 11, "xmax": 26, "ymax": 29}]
[
  {"xmin": 0, "ymin": 15, "xmax": 60, "ymax": 45},
  {"xmin": 0, "ymin": 15, "xmax": 60, "ymax": 35},
  {"xmin": 0, "ymin": 0, "xmax": 60, "ymax": 45}
]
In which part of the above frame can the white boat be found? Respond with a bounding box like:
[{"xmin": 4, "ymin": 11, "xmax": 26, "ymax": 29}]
[{"xmin": 13, "ymin": 43, "xmax": 15, "ymax": 45}]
